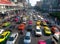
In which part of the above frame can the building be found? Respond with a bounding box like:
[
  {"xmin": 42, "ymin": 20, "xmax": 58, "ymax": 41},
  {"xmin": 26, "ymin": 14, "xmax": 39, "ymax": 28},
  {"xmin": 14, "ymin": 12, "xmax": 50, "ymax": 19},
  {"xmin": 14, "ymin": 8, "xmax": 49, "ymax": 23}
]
[
  {"xmin": 0, "ymin": 0, "xmax": 28, "ymax": 23},
  {"xmin": 35, "ymin": 0, "xmax": 58, "ymax": 12}
]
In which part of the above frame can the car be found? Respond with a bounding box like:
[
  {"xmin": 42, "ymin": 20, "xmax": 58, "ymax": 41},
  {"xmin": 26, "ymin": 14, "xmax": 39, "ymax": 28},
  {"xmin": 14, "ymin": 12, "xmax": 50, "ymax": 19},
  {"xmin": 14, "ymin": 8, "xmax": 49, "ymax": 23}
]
[
  {"xmin": 37, "ymin": 15, "xmax": 44, "ymax": 20},
  {"xmin": 44, "ymin": 19, "xmax": 49, "ymax": 23},
  {"xmin": 14, "ymin": 17, "xmax": 20, "ymax": 23},
  {"xmin": 27, "ymin": 25, "xmax": 32, "ymax": 31},
  {"xmin": 6, "ymin": 33, "xmax": 18, "ymax": 44},
  {"xmin": 38, "ymin": 40, "xmax": 46, "ymax": 44},
  {"xmin": 22, "ymin": 21, "xmax": 26, "ymax": 24},
  {"xmin": 33, "ymin": 16, "xmax": 38, "ymax": 21},
  {"xmin": 0, "ymin": 31, "xmax": 11, "ymax": 44},
  {"xmin": 35, "ymin": 26, "xmax": 42, "ymax": 36},
  {"xmin": 2, "ymin": 22, "xmax": 11, "ymax": 27},
  {"xmin": 41, "ymin": 21, "xmax": 47, "ymax": 26},
  {"xmin": 36, "ymin": 25, "xmax": 41, "ymax": 29},
  {"xmin": 23, "ymin": 17, "xmax": 27, "ymax": 22},
  {"xmin": 28, "ymin": 20, "xmax": 33, "ymax": 25},
  {"xmin": 0, "ymin": 29, "xmax": 4, "ymax": 34},
  {"xmin": 24, "ymin": 32, "xmax": 31, "ymax": 44},
  {"xmin": 36, "ymin": 20, "xmax": 41, "ymax": 25},
  {"xmin": 51, "ymin": 26, "xmax": 59, "ymax": 34},
  {"xmin": 14, "ymin": 18, "xmax": 19, "ymax": 22},
  {"xmin": 53, "ymin": 32, "xmax": 60, "ymax": 41},
  {"xmin": 44, "ymin": 27, "xmax": 51, "ymax": 35},
  {"xmin": 34, "ymin": 17, "xmax": 38, "ymax": 21},
  {"xmin": 18, "ymin": 23, "xmax": 25, "ymax": 30}
]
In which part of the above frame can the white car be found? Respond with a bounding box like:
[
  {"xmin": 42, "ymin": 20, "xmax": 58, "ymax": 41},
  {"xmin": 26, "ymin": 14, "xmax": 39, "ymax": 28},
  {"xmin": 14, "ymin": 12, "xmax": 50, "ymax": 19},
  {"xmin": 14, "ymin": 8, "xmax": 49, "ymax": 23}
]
[
  {"xmin": 36, "ymin": 26, "xmax": 41, "ymax": 29},
  {"xmin": 53, "ymin": 32, "xmax": 60, "ymax": 41},
  {"xmin": 0, "ymin": 29, "xmax": 4, "ymax": 34},
  {"xmin": 24, "ymin": 32, "xmax": 31, "ymax": 44},
  {"xmin": 35, "ymin": 26, "xmax": 42, "ymax": 36},
  {"xmin": 6, "ymin": 33, "xmax": 18, "ymax": 44}
]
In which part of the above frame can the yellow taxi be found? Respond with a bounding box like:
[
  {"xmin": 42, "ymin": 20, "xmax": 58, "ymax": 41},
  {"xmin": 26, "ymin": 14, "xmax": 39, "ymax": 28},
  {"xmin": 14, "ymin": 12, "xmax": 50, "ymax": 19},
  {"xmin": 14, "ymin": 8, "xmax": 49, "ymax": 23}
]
[
  {"xmin": 44, "ymin": 27, "xmax": 51, "ymax": 35},
  {"xmin": 41, "ymin": 21, "xmax": 47, "ymax": 26},
  {"xmin": 0, "ymin": 31, "xmax": 11, "ymax": 44},
  {"xmin": 36, "ymin": 20, "xmax": 41, "ymax": 25}
]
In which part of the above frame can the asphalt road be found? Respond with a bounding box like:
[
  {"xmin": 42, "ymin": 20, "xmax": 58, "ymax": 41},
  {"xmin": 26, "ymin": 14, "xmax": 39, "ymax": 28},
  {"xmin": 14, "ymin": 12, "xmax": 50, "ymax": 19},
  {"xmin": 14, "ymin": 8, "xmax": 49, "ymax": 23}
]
[
  {"xmin": 1, "ymin": 13, "xmax": 58, "ymax": 44},
  {"xmin": 14, "ymin": 14, "xmax": 53, "ymax": 44}
]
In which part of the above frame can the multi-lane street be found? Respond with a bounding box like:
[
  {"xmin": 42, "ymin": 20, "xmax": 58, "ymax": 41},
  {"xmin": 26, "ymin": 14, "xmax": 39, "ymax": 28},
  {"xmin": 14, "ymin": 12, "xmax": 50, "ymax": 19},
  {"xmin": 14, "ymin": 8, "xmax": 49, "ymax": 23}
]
[{"xmin": 0, "ymin": 11, "xmax": 60, "ymax": 44}]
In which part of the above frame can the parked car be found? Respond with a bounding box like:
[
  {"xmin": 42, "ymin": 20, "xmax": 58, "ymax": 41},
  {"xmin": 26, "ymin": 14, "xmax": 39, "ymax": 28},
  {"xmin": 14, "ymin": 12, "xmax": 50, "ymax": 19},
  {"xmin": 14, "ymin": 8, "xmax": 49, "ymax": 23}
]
[
  {"xmin": 24, "ymin": 32, "xmax": 31, "ymax": 44},
  {"xmin": 38, "ymin": 40, "xmax": 46, "ymax": 44},
  {"xmin": 0, "ymin": 31, "xmax": 11, "ymax": 44},
  {"xmin": 0, "ymin": 29, "xmax": 4, "ymax": 34},
  {"xmin": 6, "ymin": 33, "xmax": 18, "ymax": 44}
]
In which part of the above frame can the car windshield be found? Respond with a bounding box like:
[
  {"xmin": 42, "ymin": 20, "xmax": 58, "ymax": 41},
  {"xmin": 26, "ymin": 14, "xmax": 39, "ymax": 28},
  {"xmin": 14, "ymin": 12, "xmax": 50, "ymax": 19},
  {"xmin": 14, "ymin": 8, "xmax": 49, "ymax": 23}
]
[
  {"xmin": 0, "ymin": 35, "xmax": 4, "ymax": 38},
  {"xmin": 46, "ymin": 29, "xmax": 50, "ymax": 31},
  {"xmin": 8, "ymin": 37, "xmax": 14, "ymax": 41},
  {"xmin": 25, "ymin": 36, "xmax": 30, "ymax": 40},
  {"xmin": 28, "ymin": 25, "xmax": 32, "ymax": 27},
  {"xmin": 36, "ymin": 30, "xmax": 40, "ymax": 32}
]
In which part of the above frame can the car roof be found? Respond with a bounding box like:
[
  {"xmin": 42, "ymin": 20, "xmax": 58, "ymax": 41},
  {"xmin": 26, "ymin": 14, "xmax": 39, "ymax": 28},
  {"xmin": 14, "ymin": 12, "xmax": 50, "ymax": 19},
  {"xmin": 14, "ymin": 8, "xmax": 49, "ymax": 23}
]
[
  {"xmin": 36, "ymin": 26, "xmax": 40, "ymax": 29},
  {"xmin": 26, "ymin": 32, "xmax": 30, "ymax": 36},
  {"xmin": 2, "ymin": 31, "xmax": 10, "ymax": 35},
  {"xmin": 44, "ymin": 27, "xmax": 49, "ymax": 29}
]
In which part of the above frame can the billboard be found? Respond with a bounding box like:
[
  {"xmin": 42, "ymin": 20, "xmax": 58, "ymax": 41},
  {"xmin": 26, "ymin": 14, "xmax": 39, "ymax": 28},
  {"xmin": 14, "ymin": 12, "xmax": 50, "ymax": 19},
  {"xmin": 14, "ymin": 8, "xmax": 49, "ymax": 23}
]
[{"xmin": 0, "ymin": 0, "xmax": 11, "ymax": 4}]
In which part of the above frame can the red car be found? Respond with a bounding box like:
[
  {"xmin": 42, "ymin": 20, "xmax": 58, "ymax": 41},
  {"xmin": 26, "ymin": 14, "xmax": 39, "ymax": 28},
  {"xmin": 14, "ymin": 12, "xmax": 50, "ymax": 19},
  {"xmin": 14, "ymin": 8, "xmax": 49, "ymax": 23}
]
[
  {"xmin": 28, "ymin": 20, "xmax": 33, "ymax": 25},
  {"xmin": 18, "ymin": 23, "xmax": 25, "ymax": 30},
  {"xmin": 51, "ymin": 26, "xmax": 59, "ymax": 33},
  {"xmin": 38, "ymin": 40, "xmax": 46, "ymax": 44}
]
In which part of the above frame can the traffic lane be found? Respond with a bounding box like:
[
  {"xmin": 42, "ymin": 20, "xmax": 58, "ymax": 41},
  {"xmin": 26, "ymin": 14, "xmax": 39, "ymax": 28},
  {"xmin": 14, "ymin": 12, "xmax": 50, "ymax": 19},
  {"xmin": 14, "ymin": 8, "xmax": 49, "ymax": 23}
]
[
  {"xmin": 31, "ymin": 23, "xmax": 53, "ymax": 44},
  {"xmin": 15, "ymin": 34, "xmax": 24, "ymax": 44},
  {"xmin": 31, "ymin": 14, "xmax": 53, "ymax": 44},
  {"xmin": 31, "ymin": 30, "xmax": 53, "ymax": 44},
  {"xmin": 12, "ymin": 14, "xmax": 53, "ymax": 44}
]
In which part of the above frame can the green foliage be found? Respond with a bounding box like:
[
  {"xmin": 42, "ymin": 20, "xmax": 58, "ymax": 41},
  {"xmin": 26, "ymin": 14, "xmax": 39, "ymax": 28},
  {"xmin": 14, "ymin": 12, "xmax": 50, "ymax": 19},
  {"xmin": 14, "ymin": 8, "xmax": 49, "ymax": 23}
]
[{"xmin": 49, "ymin": 12, "xmax": 60, "ymax": 19}]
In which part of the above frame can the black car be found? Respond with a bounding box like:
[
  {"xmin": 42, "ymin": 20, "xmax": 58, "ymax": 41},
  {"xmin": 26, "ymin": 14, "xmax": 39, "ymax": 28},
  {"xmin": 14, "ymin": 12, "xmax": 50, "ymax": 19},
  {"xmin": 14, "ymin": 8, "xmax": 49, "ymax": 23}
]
[{"xmin": 27, "ymin": 25, "xmax": 32, "ymax": 31}]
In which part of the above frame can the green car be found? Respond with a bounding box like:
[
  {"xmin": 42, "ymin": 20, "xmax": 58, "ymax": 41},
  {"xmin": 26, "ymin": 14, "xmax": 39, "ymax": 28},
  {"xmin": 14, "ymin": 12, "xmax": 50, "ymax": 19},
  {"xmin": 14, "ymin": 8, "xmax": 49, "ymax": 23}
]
[
  {"xmin": 3, "ymin": 22, "xmax": 11, "ymax": 27},
  {"xmin": 0, "ymin": 31, "xmax": 11, "ymax": 44}
]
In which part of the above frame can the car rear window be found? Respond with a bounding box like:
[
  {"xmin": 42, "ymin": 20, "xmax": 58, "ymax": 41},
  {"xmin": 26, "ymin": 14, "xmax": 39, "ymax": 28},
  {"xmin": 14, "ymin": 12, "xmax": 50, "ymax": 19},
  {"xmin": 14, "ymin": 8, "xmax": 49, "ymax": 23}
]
[
  {"xmin": 36, "ymin": 30, "xmax": 40, "ymax": 32},
  {"xmin": 8, "ymin": 37, "xmax": 14, "ymax": 41},
  {"xmin": 25, "ymin": 36, "xmax": 30, "ymax": 40}
]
